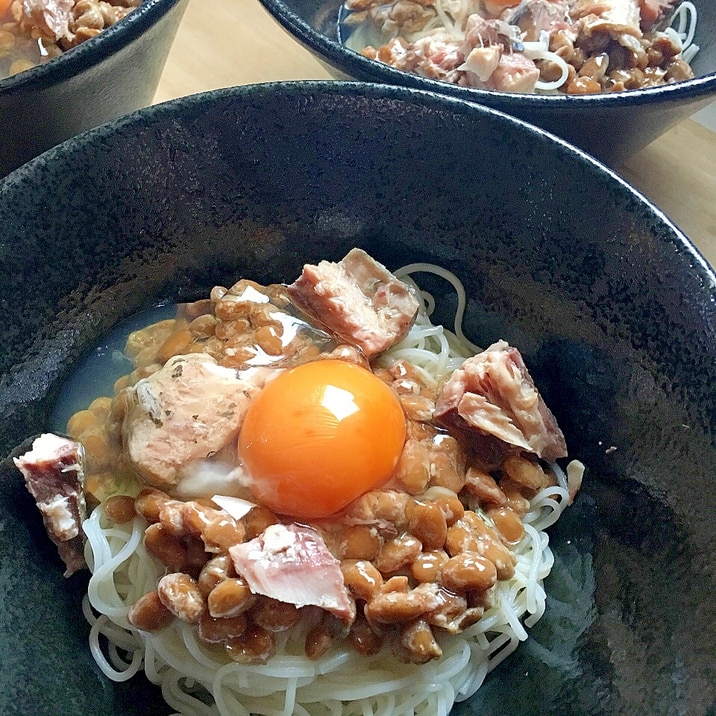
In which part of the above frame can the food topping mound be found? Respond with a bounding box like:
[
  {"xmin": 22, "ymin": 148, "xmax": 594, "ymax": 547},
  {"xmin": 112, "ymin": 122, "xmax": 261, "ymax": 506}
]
[{"xmin": 14, "ymin": 248, "xmax": 584, "ymax": 709}]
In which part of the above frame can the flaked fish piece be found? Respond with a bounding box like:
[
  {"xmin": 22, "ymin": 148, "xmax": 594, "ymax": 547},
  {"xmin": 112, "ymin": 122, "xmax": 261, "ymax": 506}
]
[
  {"xmin": 434, "ymin": 340, "xmax": 568, "ymax": 461},
  {"xmin": 122, "ymin": 353, "xmax": 260, "ymax": 489},
  {"xmin": 502, "ymin": 0, "xmax": 576, "ymax": 42},
  {"xmin": 463, "ymin": 15, "xmax": 522, "ymax": 48},
  {"xmin": 460, "ymin": 16, "xmax": 540, "ymax": 91},
  {"xmin": 461, "ymin": 44, "xmax": 503, "ymax": 82},
  {"xmin": 486, "ymin": 51, "xmax": 541, "ymax": 92},
  {"xmin": 362, "ymin": 32, "xmax": 464, "ymax": 83},
  {"xmin": 13, "ymin": 433, "xmax": 87, "ymax": 576},
  {"xmin": 570, "ymin": 0, "xmax": 642, "ymax": 37},
  {"xmin": 22, "ymin": 0, "xmax": 74, "ymax": 40},
  {"xmin": 410, "ymin": 32, "xmax": 465, "ymax": 80},
  {"xmin": 287, "ymin": 248, "xmax": 419, "ymax": 358},
  {"xmin": 229, "ymin": 523, "xmax": 355, "ymax": 622}
]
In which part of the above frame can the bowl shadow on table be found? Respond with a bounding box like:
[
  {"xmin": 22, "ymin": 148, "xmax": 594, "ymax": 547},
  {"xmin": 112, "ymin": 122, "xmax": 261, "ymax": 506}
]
[
  {"xmin": 258, "ymin": 0, "xmax": 716, "ymax": 165},
  {"xmin": 0, "ymin": 82, "xmax": 714, "ymax": 715}
]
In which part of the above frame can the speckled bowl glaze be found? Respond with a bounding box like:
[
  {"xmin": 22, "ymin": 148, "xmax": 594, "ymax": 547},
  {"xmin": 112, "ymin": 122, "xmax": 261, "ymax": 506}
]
[
  {"xmin": 0, "ymin": 82, "xmax": 714, "ymax": 716},
  {"xmin": 0, "ymin": 0, "xmax": 188, "ymax": 177},
  {"xmin": 257, "ymin": 0, "xmax": 716, "ymax": 165}
]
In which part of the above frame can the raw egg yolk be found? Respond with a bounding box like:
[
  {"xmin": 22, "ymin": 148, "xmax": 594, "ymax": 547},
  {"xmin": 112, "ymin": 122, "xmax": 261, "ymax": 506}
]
[{"xmin": 238, "ymin": 359, "xmax": 407, "ymax": 519}]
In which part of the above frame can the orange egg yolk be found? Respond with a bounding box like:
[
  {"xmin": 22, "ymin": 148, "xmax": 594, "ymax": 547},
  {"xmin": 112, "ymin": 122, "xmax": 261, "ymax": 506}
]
[{"xmin": 238, "ymin": 359, "xmax": 407, "ymax": 519}]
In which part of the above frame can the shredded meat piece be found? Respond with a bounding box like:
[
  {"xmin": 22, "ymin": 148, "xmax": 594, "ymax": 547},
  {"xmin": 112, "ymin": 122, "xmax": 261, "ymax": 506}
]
[
  {"xmin": 461, "ymin": 44, "xmax": 502, "ymax": 82},
  {"xmin": 503, "ymin": 0, "xmax": 575, "ymax": 42},
  {"xmin": 458, "ymin": 15, "xmax": 545, "ymax": 90},
  {"xmin": 410, "ymin": 32, "xmax": 464, "ymax": 79},
  {"xmin": 463, "ymin": 15, "xmax": 516, "ymax": 49},
  {"xmin": 434, "ymin": 340, "xmax": 567, "ymax": 461},
  {"xmin": 22, "ymin": 0, "xmax": 74, "ymax": 39},
  {"xmin": 286, "ymin": 248, "xmax": 419, "ymax": 357},
  {"xmin": 485, "ymin": 51, "xmax": 541, "ymax": 92},
  {"xmin": 571, "ymin": 0, "xmax": 642, "ymax": 37},
  {"xmin": 229, "ymin": 523, "xmax": 356, "ymax": 623},
  {"xmin": 13, "ymin": 433, "xmax": 87, "ymax": 576},
  {"xmin": 639, "ymin": 0, "xmax": 679, "ymax": 29}
]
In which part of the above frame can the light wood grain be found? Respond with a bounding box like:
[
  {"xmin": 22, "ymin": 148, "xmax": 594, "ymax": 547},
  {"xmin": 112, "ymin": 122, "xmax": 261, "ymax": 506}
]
[
  {"xmin": 621, "ymin": 121, "xmax": 716, "ymax": 268},
  {"xmin": 155, "ymin": 0, "xmax": 716, "ymax": 268}
]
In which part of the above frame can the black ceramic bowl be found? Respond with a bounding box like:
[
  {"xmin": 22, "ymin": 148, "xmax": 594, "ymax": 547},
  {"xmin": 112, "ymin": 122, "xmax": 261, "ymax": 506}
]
[
  {"xmin": 257, "ymin": 0, "xmax": 716, "ymax": 165},
  {"xmin": 0, "ymin": 0, "xmax": 188, "ymax": 177},
  {"xmin": 0, "ymin": 82, "xmax": 714, "ymax": 716}
]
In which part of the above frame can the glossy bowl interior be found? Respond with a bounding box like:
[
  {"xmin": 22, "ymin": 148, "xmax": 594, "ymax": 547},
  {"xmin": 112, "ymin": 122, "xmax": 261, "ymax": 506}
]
[
  {"xmin": 0, "ymin": 81, "xmax": 714, "ymax": 715},
  {"xmin": 0, "ymin": 0, "xmax": 188, "ymax": 177},
  {"xmin": 257, "ymin": 0, "xmax": 716, "ymax": 164}
]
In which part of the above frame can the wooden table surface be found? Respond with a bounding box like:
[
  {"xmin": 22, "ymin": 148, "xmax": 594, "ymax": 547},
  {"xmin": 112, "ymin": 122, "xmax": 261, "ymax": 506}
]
[{"xmin": 155, "ymin": 0, "xmax": 716, "ymax": 269}]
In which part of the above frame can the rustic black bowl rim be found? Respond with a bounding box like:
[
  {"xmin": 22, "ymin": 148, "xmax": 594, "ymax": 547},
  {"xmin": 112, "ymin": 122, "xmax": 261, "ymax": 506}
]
[
  {"xmin": 0, "ymin": 0, "xmax": 183, "ymax": 95},
  {"xmin": 6, "ymin": 77, "xmax": 712, "ymax": 266},
  {"xmin": 257, "ymin": 0, "xmax": 716, "ymax": 108}
]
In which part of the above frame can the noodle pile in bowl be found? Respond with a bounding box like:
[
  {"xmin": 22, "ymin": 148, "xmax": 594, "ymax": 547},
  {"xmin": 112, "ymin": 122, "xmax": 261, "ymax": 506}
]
[{"xmin": 17, "ymin": 254, "xmax": 584, "ymax": 716}]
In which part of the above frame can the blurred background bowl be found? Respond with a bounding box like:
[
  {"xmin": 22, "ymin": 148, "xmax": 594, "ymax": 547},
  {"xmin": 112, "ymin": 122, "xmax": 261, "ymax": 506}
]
[
  {"xmin": 0, "ymin": 0, "xmax": 188, "ymax": 177},
  {"xmin": 256, "ymin": 0, "xmax": 716, "ymax": 165},
  {"xmin": 0, "ymin": 81, "xmax": 714, "ymax": 715}
]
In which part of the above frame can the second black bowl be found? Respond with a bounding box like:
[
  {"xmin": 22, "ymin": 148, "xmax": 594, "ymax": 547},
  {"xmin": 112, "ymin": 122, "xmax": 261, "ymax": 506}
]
[{"xmin": 0, "ymin": 81, "xmax": 714, "ymax": 715}]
